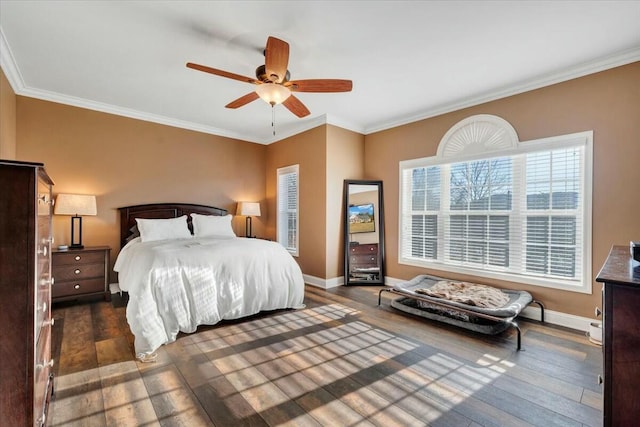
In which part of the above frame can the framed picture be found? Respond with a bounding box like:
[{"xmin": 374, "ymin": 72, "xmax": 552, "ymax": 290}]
[{"xmin": 348, "ymin": 203, "xmax": 375, "ymax": 233}]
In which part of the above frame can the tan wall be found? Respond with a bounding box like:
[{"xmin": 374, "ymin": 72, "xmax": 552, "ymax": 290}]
[
  {"xmin": 365, "ymin": 61, "xmax": 640, "ymax": 318},
  {"xmin": 265, "ymin": 126, "xmax": 327, "ymax": 278},
  {"xmin": 16, "ymin": 97, "xmax": 266, "ymax": 281},
  {"xmin": 264, "ymin": 124, "xmax": 364, "ymax": 282},
  {"xmin": 326, "ymin": 125, "xmax": 365, "ymax": 280},
  {"xmin": 10, "ymin": 61, "xmax": 638, "ymax": 316},
  {"xmin": 0, "ymin": 68, "xmax": 17, "ymax": 160}
]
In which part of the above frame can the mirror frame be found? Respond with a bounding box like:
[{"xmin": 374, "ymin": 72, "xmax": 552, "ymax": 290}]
[{"xmin": 343, "ymin": 179, "xmax": 385, "ymax": 286}]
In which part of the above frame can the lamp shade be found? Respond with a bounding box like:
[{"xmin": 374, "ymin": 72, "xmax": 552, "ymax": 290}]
[
  {"xmin": 255, "ymin": 83, "xmax": 291, "ymax": 105},
  {"xmin": 54, "ymin": 194, "xmax": 97, "ymax": 216},
  {"xmin": 237, "ymin": 202, "xmax": 261, "ymax": 217}
]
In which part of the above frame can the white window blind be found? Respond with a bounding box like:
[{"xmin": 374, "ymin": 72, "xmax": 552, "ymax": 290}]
[
  {"xmin": 277, "ymin": 165, "xmax": 299, "ymax": 256},
  {"xmin": 399, "ymin": 132, "xmax": 592, "ymax": 292}
]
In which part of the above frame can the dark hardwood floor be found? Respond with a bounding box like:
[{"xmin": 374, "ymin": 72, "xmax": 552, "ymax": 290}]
[{"xmin": 49, "ymin": 285, "xmax": 602, "ymax": 426}]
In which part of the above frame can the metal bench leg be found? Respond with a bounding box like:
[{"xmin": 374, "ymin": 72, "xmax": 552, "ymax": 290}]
[
  {"xmin": 511, "ymin": 321, "xmax": 522, "ymax": 351},
  {"xmin": 378, "ymin": 289, "xmax": 387, "ymax": 306},
  {"xmin": 532, "ymin": 300, "xmax": 545, "ymax": 323}
]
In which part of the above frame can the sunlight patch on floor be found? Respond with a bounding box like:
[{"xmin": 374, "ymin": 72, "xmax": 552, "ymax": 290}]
[{"xmin": 51, "ymin": 302, "xmax": 521, "ymax": 426}]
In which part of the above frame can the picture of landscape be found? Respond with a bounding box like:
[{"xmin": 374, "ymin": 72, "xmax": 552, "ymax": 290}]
[{"xmin": 349, "ymin": 203, "xmax": 375, "ymax": 233}]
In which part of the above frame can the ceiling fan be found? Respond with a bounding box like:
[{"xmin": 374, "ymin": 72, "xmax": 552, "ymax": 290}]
[{"xmin": 186, "ymin": 36, "xmax": 352, "ymax": 118}]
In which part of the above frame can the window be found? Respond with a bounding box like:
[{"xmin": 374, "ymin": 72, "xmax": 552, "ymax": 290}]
[
  {"xmin": 277, "ymin": 165, "xmax": 299, "ymax": 256},
  {"xmin": 399, "ymin": 117, "xmax": 592, "ymax": 293}
]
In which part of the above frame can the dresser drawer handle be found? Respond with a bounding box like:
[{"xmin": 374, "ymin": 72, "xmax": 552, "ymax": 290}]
[
  {"xmin": 42, "ymin": 302, "xmax": 47, "ymax": 313},
  {"xmin": 74, "ymin": 269, "xmax": 81, "ymax": 274},
  {"xmin": 74, "ymin": 284, "xmax": 80, "ymax": 290},
  {"xmin": 75, "ymin": 255, "xmax": 81, "ymax": 261}
]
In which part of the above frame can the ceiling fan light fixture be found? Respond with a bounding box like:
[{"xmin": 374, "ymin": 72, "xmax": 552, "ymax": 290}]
[{"xmin": 255, "ymin": 83, "xmax": 291, "ymax": 105}]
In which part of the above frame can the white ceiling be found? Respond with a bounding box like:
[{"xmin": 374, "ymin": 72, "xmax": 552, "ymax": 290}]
[{"xmin": 1, "ymin": 1, "xmax": 639, "ymax": 144}]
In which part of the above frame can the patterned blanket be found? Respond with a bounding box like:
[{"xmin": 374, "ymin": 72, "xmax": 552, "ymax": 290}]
[{"xmin": 415, "ymin": 280, "xmax": 509, "ymax": 309}]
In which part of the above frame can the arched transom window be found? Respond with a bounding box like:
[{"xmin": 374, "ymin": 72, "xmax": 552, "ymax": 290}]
[{"xmin": 399, "ymin": 114, "xmax": 593, "ymax": 293}]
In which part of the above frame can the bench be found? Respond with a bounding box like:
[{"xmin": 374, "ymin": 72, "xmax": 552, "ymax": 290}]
[{"xmin": 378, "ymin": 274, "xmax": 545, "ymax": 350}]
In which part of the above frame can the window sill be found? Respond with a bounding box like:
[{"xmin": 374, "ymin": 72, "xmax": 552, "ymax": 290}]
[{"xmin": 398, "ymin": 257, "xmax": 592, "ymax": 294}]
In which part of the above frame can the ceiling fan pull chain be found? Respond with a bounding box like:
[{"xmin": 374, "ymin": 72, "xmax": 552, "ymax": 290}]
[{"xmin": 272, "ymin": 105, "xmax": 276, "ymax": 136}]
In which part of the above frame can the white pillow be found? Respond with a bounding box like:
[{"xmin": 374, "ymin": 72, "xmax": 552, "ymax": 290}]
[
  {"xmin": 135, "ymin": 215, "xmax": 192, "ymax": 242},
  {"xmin": 191, "ymin": 213, "xmax": 236, "ymax": 238}
]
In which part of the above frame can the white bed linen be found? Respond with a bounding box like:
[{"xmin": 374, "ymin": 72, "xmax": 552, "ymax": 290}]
[{"xmin": 114, "ymin": 236, "xmax": 305, "ymax": 357}]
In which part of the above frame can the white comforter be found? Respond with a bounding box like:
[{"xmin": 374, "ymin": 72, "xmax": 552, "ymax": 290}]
[{"xmin": 114, "ymin": 236, "xmax": 305, "ymax": 357}]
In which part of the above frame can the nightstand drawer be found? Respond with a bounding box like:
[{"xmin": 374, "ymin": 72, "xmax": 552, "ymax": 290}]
[
  {"xmin": 53, "ymin": 278, "xmax": 105, "ymax": 298},
  {"xmin": 52, "ymin": 246, "xmax": 110, "ymax": 303},
  {"xmin": 53, "ymin": 251, "xmax": 105, "ymax": 266},
  {"xmin": 53, "ymin": 263, "xmax": 104, "ymax": 281}
]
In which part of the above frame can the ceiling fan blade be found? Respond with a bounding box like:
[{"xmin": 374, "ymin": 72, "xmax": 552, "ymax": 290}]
[
  {"xmin": 282, "ymin": 95, "xmax": 310, "ymax": 118},
  {"xmin": 285, "ymin": 79, "xmax": 353, "ymax": 93},
  {"xmin": 265, "ymin": 36, "xmax": 289, "ymax": 84},
  {"xmin": 225, "ymin": 92, "xmax": 260, "ymax": 109},
  {"xmin": 186, "ymin": 62, "xmax": 259, "ymax": 85}
]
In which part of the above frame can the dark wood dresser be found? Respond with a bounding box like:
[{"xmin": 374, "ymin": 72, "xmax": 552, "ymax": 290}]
[
  {"xmin": 0, "ymin": 160, "xmax": 55, "ymax": 426},
  {"xmin": 596, "ymin": 245, "xmax": 640, "ymax": 427},
  {"xmin": 349, "ymin": 243, "xmax": 380, "ymax": 280},
  {"xmin": 52, "ymin": 246, "xmax": 110, "ymax": 302}
]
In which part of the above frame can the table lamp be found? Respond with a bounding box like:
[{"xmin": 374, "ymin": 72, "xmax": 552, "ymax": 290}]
[
  {"xmin": 237, "ymin": 202, "xmax": 261, "ymax": 238},
  {"xmin": 54, "ymin": 193, "xmax": 97, "ymax": 249}
]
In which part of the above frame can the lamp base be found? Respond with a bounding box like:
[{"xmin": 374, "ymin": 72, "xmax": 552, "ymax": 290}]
[
  {"xmin": 70, "ymin": 215, "xmax": 84, "ymax": 249},
  {"xmin": 246, "ymin": 216, "xmax": 255, "ymax": 238}
]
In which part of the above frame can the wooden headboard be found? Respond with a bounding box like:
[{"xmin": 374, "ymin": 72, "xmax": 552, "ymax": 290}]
[{"xmin": 118, "ymin": 203, "xmax": 227, "ymax": 248}]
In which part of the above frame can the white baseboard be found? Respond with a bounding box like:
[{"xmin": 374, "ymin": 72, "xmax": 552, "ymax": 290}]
[
  {"xmin": 520, "ymin": 305, "xmax": 593, "ymax": 332},
  {"xmin": 303, "ymin": 274, "xmax": 343, "ymax": 289},
  {"xmin": 384, "ymin": 276, "xmax": 404, "ymax": 286}
]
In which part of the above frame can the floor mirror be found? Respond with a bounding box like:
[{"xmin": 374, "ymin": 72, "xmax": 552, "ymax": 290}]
[{"xmin": 343, "ymin": 180, "xmax": 385, "ymax": 285}]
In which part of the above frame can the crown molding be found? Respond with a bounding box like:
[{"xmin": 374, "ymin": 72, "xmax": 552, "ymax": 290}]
[
  {"xmin": 0, "ymin": 25, "xmax": 348, "ymax": 144},
  {"xmin": 365, "ymin": 46, "xmax": 640, "ymax": 135},
  {"xmin": 22, "ymin": 85, "xmax": 258, "ymax": 142},
  {"xmin": 0, "ymin": 27, "xmax": 275, "ymax": 144},
  {"xmin": 3, "ymin": 24, "xmax": 638, "ymax": 144},
  {"xmin": 1, "ymin": 25, "xmax": 335, "ymax": 145},
  {"xmin": 261, "ymin": 114, "xmax": 328, "ymax": 144},
  {"xmin": 0, "ymin": 27, "xmax": 24, "ymax": 92},
  {"xmin": 325, "ymin": 114, "xmax": 364, "ymax": 135},
  {"xmin": 263, "ymin": 113, "xmax": 365, "ymax": 144}
]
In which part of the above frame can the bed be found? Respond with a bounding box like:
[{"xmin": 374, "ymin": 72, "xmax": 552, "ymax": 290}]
[
  {"xmin": 114, "ymin": 203, "xmax": 305, "ymax": 360},
  {"xmin": 378, "ymin": 274, "xmax": 544, "ymax": 350}
]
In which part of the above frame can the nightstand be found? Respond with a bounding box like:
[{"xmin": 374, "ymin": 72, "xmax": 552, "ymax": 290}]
[{"xmin": 52, "ymin": 246, "xmax": 111, "ymax": 303}]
